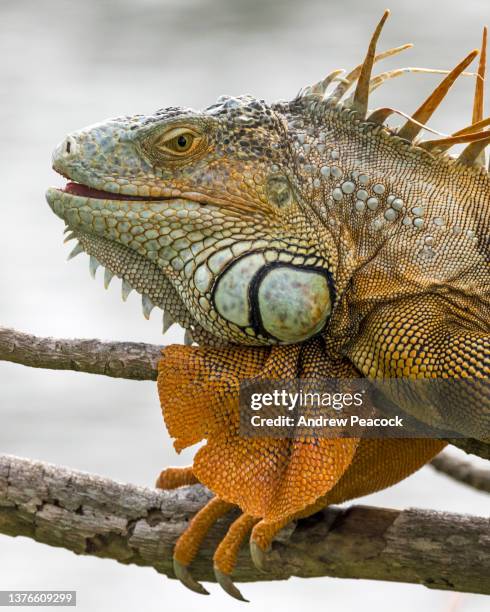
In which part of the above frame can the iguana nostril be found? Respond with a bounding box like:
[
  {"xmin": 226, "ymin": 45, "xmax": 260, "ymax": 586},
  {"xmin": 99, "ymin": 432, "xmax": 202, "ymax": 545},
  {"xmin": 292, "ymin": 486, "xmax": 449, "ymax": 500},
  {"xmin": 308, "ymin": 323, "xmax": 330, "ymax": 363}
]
[{"xmin": 63, "ymin": 137, "xmax": 77, "ymax": 156}]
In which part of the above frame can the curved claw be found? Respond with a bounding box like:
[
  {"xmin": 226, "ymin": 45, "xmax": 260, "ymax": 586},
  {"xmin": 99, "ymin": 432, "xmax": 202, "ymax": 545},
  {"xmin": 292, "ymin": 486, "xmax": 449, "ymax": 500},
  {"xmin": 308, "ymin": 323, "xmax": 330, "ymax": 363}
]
[
  {"xmin": 249, "ymin": 540, "xmax": 268, "ymax": 573},
  {"xmin": 173, "ymin": 557, "xmax": 209, "ymax": 596},
  {"xmin": 214, "ymin": 567, "xmax": 249, "ymax": 602}
]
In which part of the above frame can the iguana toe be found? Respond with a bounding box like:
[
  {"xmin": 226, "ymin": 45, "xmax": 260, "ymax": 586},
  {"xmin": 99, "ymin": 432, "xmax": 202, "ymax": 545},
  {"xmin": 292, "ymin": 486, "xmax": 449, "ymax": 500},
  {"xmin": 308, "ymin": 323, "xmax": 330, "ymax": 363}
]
[
  {"xmin": 155, "ymin": 466, "xmax": 198, "ymax": 490},
  {"xmin": 249, "ymin": 539, "xmax": 268, "ymax": 573},
  {"xmin": 212, "ymin": 512, "xmax": 259, "ymax": 600},
  {"xmin": 173, "ymin": 558, "xmax": 209, "ymax": 596},
  {"xmin": 214, "ymin": 567, "xmax": 249, "ymax": 602},
  {"xmin": 172, "ymin": 496, "xmax": 234, "ymax": 595}
]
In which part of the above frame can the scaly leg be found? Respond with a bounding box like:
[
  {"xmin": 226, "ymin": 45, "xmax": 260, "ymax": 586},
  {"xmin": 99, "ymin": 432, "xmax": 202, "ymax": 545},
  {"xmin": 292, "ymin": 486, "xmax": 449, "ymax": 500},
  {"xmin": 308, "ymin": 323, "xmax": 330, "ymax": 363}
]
[
  {"xmin": 213, "ymin": 513, "xmax": 260, "ymax": 601},
  {"xmin": 347, "ymin": 294, "xmax": 490, "ymax": 440},
  {"xmin": 155, "ymin": 466, "xmax": 198, "ymax": 490},
  {"xmin": 173, "ymin": 496, "xmax": 234, "ymax": 595}
]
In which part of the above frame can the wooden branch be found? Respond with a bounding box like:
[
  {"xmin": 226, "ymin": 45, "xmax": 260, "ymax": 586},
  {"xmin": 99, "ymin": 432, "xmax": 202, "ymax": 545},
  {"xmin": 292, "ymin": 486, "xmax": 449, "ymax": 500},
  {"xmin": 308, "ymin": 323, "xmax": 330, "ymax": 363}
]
[
  {"xmin": 447, "ymin": 438, "xmax": 490, "ymax": 461},
  {"xmin": 0, "ymin": 454, "xmax": 489, "ymax": 594},
  {"xmin": 431, "ymin": 452, "xmax": 490, "ymax": 494},
  {"xmin": 0, "ymin": 326, "xmax": 160, "ymax": 380}
]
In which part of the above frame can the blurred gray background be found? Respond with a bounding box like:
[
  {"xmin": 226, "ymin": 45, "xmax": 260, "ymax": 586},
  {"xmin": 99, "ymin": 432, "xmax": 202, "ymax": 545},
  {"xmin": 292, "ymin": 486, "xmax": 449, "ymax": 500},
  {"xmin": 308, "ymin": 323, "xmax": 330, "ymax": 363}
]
[{"xmin": 0, "ymin": 0, "xmax": 489, "ymax": 610}]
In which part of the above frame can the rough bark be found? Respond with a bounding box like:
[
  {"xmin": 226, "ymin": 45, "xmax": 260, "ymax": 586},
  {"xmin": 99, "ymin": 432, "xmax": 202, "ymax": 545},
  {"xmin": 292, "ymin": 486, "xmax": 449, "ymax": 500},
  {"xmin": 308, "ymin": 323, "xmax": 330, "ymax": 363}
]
[
  {"xmin": 447, "ymin": 438, "xmax": 490, "ymax": 461},
  {"xmin": 430, "ymin": 452, "xmax": 490, "ymax": 494},
  {"xmin": 0, "ymin": 454, "xmax": 489, "ymax": 594},
  {"xmin": 0, "ymin": 326, "xmax": 160, "ymax": 380}
]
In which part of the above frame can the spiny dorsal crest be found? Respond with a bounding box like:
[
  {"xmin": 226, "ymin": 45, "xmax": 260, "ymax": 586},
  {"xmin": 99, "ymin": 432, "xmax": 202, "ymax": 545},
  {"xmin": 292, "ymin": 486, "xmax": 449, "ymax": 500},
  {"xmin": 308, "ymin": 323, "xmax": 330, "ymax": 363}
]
[{"xmin": 298, "ymin": 10, "xmax": 489, "ymax": 172}]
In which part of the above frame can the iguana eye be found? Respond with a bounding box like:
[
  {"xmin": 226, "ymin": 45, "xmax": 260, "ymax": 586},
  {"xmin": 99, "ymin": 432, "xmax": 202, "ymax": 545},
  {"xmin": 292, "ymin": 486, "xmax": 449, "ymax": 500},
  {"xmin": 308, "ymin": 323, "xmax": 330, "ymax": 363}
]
[{"xmin": 156, "ymin": 128, "xmax": 201, "ymax": 156}]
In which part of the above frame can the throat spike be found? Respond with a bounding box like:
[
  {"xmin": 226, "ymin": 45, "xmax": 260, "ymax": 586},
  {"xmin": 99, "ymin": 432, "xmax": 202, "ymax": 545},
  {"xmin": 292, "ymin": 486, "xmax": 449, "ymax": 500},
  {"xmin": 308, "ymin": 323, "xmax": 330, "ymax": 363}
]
[
  {"xmin": 104, "ymin": 268, "xmax": 114, "ymax": 289},
  {"xmin": 67, "ymin": 243, "xmax": 84, "ymax": 260},
  {"xmin": 63, "ymin": 231, "xmax": 76, "ymax": 244},
  {"xmin": 142, "ymin": 294, "xmax": 155, "ymax": 320},
  {"xmin": 350, "ymin": 9, "xmax": 390, "ymax": 118},
  {"xmin": 121, "ymin": 279, "xmax": 133, "ymax": 302},
  {"xmin": 89, "ymin": 255, "xmax": 100, "ymax": 279},
  {"xmin": 397, "ymin": 49, "xmax": 479, "ymax": 142},
  {"xmin": 162, "ymin": 311, "xmax": 175, "ymax": 334}
]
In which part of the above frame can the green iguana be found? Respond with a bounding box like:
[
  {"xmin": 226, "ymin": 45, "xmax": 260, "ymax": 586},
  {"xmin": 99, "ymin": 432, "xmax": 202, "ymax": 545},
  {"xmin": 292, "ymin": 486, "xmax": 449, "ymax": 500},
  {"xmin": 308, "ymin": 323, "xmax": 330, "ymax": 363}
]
[{"xmin": 46, "ymin": 11, "xmax": 489, "ymax": 601}]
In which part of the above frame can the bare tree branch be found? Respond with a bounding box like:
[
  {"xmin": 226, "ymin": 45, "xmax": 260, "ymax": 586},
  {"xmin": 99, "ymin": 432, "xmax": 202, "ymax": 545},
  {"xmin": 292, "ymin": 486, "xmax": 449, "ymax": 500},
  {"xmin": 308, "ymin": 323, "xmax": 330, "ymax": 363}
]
[
  {"xmin": 0, "ymin": 326, "xmax": 160, "ymax": 380},
  {"xmin": 431, "ymin": 452, "xmax": 490, "ymax": 494},
  {"xmin": 1, "ymin": 326, "xmax": 490, "ymax": 462},
  {"xmin": 446, "ymin": 438, "xmax": 490, "ymax": 461},
  {"xmin": 0, "ymin": 454, "xmax": 489, "ymax": 594}
]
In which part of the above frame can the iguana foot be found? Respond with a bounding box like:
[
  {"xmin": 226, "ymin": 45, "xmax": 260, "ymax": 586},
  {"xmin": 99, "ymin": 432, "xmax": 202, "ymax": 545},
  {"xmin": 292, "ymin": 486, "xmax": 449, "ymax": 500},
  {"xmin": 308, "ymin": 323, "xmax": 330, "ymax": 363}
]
[
  {"xmin": 173, "ymin": 494, "xmax": 262, "ymax": 601},
  {"xmin": 155, "ymin": 466, "xmax": 198, "ymax": 489},
  {"xmin": 173, "ymin": 496, "xmax": 234, "ymax": 595},
  {"xmin": 213, "ymin": 513, "xmax": 260, "ymax": 601}
]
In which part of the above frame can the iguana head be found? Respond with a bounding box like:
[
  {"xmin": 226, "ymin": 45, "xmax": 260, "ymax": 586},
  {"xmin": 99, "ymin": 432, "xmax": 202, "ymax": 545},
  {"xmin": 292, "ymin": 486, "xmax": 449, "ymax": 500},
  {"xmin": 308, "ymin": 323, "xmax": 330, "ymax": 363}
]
[
  {"xmin": 46, "ymin": 95, "xmax": 339, "ymax": 347},
  {"xmin": 46, "ymin": 11, "xmax": 489, "ymax": 349}
]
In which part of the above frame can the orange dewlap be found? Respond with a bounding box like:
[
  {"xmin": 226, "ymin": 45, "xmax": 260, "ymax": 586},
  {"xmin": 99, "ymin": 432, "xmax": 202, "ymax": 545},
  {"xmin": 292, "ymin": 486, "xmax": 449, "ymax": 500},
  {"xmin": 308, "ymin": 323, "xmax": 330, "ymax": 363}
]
[
  {"xmin": 158, "ymin": 338, "xmax": 444, "ymax": 525},
  {"xmin": 158, "ymin": 341, "xmax": 358, "ymax": 521}
]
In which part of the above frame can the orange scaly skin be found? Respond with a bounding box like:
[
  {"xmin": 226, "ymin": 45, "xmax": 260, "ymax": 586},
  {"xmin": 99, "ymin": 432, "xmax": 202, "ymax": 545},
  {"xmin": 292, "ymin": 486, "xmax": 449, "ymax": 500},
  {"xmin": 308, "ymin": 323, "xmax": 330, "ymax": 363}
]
[{"xmin": 47, "ymin": 11, "xmax": 488, "ymax": 600}]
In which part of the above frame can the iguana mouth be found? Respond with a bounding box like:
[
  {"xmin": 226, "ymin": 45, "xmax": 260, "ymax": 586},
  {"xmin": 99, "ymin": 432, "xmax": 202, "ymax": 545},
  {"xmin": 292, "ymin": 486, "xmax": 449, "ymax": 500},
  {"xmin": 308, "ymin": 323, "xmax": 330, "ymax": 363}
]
[
  {"xmin": 54, "ymin": 173, "xmax": 252, "ymax": 211},
  {"xmin": 62, "ymin": 181, "xmax": 168, "ymax": 201}
]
